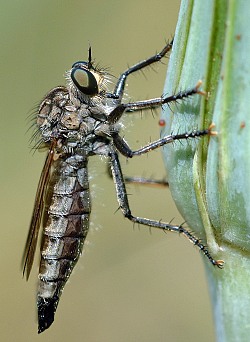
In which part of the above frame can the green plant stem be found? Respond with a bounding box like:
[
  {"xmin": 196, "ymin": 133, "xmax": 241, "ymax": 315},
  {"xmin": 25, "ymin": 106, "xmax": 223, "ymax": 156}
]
[{"xmin": 161, "ymin": 0, "xmax": 250, "ymax": 340}]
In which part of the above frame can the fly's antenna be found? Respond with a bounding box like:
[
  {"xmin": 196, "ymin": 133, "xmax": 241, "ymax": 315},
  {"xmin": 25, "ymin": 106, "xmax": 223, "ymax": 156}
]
[{"xmin": 88, "ymin": 45, "xmax": 92, "ymax": 69}]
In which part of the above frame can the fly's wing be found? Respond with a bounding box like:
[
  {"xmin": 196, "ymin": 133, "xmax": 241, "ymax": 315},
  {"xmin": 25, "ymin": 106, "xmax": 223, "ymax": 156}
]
[
  {"xmin": 22, "ymin": 86, "xmax": 69, "ymax": 280},
  {"xmin": 22, "ymin": 142, "xmax": 55, "ymax": 280}
]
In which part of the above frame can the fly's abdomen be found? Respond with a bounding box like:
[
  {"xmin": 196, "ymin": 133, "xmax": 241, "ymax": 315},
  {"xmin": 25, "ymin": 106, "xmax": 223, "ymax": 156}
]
[{"xmin": 37, "ymin": 154, "xmax": 90, "ymax": 333}]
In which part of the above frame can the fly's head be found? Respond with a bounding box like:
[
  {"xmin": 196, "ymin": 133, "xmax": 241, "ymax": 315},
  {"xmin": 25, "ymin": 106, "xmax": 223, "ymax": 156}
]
[
  {"xmin": 66, "ymin": 49, "xmax": 111, "ymax": 106},
  {"xmin": 34, "ymin": 48, "xmax": 114, "ymax": 151},
  {"xmin": 70, "ymin": 61, "xmax": 102, "ymax": 96}
]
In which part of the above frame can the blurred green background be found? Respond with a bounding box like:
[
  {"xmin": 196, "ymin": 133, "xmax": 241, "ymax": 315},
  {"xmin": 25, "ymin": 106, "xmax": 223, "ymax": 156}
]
[{"xmin": 0, "ymin": 1, "xmax": 215, "ymax": 341}]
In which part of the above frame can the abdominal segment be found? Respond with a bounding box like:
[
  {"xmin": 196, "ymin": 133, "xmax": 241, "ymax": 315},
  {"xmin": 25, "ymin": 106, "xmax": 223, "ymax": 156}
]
[{"xmin": 37, "ymin": 154, "xmax": 90, "ymax": 333}]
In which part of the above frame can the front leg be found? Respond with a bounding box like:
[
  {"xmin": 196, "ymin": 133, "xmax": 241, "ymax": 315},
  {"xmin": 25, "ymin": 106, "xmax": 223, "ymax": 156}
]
[{"xmin": 112, "ymin": 40, "xmax": 173, "ymax": 101}]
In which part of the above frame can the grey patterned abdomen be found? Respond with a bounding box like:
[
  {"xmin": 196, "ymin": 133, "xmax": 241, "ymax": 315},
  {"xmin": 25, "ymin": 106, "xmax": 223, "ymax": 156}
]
[{"xmin": 37, "ymin": 154, "xmax": 90, "ymax": 332}]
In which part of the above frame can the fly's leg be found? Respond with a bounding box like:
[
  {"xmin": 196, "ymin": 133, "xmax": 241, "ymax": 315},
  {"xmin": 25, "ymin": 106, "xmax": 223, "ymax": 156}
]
[
  {"xmin": 106, "ymin": 164, "xmax": 168, "ymax": 188},
  {"xmin": 109, "ymin": 148, "xmax": 223, "ymax": 268},
  {"xmin": 112, "ymin": 126, "xmax": 212, "ymax": 158},
  {"xmin": 107, "ymin": 40, "xmax": 173, "ymax": 101},
  {"xmin": 124, "ymin": 80, "xmax": 204, "ymax": 112},
  {"xmin": 107, "ymin": 81, "xmax": 203, "ymax": 124},
  {"xmin": 123, "ymin": 176, "xmax": 169, "ymax": 188}
]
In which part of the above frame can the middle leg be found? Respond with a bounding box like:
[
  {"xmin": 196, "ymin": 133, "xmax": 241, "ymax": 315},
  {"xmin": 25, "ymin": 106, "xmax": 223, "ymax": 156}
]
[{"xmin": 107, "ymin": 81, "xmax": 203, "ymax": 124}]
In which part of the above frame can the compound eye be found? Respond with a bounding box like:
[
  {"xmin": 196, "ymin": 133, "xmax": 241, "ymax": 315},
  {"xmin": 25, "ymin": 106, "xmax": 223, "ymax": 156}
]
[
  {"xmin": 71, "ymin": 61, "xmax": 87, "ymax": 69},
  {"xmin": 71, "ymin": 67, "xmax": 98, "ymax": 96}
]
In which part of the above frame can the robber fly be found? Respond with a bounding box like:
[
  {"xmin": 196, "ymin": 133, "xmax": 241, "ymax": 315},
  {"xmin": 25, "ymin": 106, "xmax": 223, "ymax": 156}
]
[{"xmin": 22, "ymin": 40, "xmax": 223, "ymax": 334}]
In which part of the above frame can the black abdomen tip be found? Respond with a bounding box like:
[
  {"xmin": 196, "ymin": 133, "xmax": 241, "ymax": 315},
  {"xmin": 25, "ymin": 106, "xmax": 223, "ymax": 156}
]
[{"xmin": 37, "ymin": 296, "xmax": 59, "ymax": 333}]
